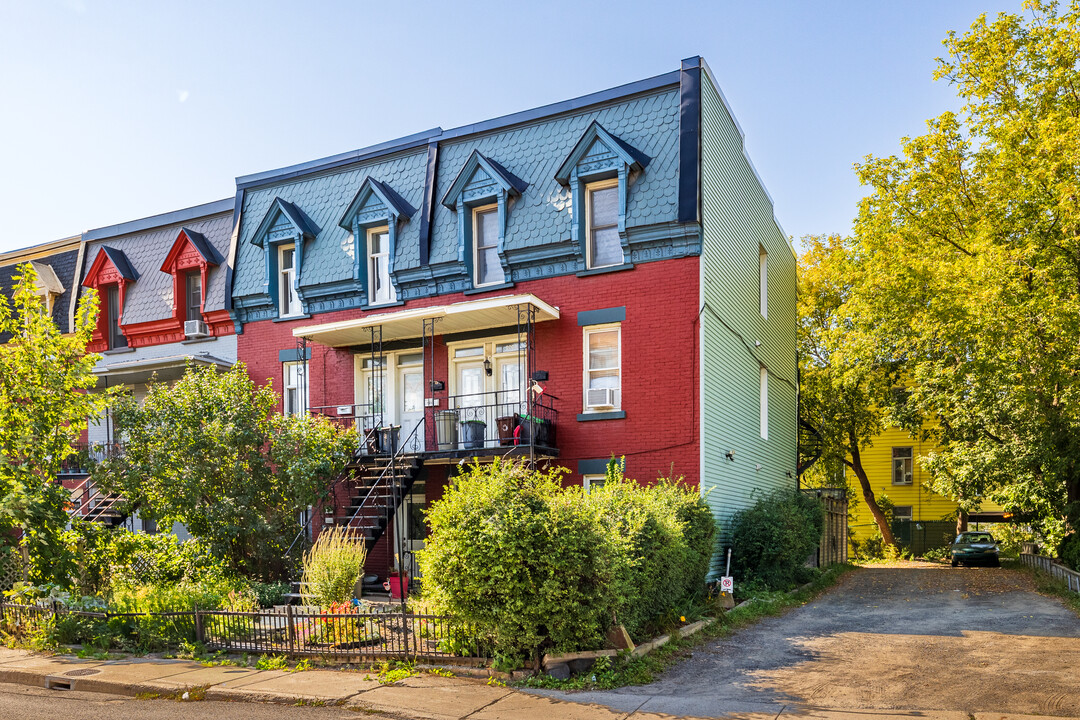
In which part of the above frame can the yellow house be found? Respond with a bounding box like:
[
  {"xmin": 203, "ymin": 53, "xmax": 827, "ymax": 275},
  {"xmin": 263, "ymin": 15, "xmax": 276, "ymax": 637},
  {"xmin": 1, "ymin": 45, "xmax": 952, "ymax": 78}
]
[{"xmin": 849, "ymin": 426, "xmax": 1006, "ymax": 552}]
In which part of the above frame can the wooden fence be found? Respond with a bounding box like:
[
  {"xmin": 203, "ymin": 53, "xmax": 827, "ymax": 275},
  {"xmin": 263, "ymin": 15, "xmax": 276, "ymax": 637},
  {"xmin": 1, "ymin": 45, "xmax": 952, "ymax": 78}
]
[
  {"xmin": 803, "ymin": 487, "xmax": 848, "ymax": 567},
  {"xmin": 1020, "ymin": 553, "xmax": 1080, "ymax": 594}
]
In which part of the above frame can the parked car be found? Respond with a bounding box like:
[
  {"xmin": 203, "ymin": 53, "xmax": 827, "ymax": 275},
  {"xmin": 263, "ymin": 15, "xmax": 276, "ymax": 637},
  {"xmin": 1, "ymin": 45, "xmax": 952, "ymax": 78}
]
[{"xmin": 951, "ymin": 531, "xmax": 1000, "ymax": 567}]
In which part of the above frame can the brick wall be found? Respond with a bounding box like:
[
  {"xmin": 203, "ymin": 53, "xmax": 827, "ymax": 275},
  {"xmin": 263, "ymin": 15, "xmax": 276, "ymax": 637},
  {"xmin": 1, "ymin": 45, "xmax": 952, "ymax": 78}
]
[{"xmin": 238, "ymin": 256, "xmax": 701, "ymax": 490}]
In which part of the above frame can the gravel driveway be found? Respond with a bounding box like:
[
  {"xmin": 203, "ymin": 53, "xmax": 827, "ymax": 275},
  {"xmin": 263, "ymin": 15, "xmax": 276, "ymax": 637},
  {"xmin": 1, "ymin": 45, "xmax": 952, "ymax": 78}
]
[{"xmin": 535, "ymin": 561, "xmax": 1080, "ymax": 718}]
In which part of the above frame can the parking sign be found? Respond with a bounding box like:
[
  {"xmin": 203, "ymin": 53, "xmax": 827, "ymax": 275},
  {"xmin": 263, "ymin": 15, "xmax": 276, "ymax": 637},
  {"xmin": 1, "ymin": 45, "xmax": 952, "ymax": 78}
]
[{"xmin": 720, "ymin": 576, "xmax": 734, "ymax": 593}]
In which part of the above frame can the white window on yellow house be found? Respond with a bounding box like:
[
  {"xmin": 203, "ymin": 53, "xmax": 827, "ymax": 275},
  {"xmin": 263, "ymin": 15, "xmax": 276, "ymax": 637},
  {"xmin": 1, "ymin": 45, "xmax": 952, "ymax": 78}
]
[
  {"xmin": 893, "ymin": 505, "xmax": 913, "ymax": 522},
  {"xmin": 892, "ymin": 447, "xmax": 913, "ymax": 485}
]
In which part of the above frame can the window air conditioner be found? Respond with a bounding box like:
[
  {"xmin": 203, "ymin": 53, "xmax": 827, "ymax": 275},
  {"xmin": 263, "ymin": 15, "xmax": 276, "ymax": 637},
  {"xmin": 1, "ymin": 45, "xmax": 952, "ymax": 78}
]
[
  {"xmin": 184, "ymin": 320, "xmax": 209, "ymax": 339},
  {"xmin": 586, "ymin": 387, "xmax": 617, "ymax": 409}
]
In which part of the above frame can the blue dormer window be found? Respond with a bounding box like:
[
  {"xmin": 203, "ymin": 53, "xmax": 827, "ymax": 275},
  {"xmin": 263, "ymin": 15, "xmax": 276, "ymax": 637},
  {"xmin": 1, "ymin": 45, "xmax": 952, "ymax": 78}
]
[
  {"xmin": 441, "ymin": 150, "xmax": 528, "ymax": 289},
  {"xmin": 249, "ymin": 197, "xmax": 318, "ymax": 318},
  {"xmin": 339, "ymin": 177, "xmax": 415, "ymax": 307},
  {"xmin": 555, "ymin": 121, "xmax": 650, "ymax": 270}
]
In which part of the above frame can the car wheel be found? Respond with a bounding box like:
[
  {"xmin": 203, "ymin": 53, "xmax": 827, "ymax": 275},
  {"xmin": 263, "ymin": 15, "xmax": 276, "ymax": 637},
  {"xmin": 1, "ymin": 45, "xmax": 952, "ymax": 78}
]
[
  {"xmin": 951, "ymin": 558, "xmax": 959, "ymax": 567},
  {"xmin": 990, "ymin": 558, "xmax": 1000, "ymax": 568}
]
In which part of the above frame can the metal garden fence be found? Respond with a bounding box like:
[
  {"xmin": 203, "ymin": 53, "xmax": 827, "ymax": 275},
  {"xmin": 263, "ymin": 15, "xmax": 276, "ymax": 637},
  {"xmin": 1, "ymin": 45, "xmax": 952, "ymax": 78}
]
[
  {"xmin": 0, "ymin": 602, "xmax": 490, "ymax": 662},
  {"xmin": 1020, "ymin": 552, "xmax": 1080, "ymax": 595}
]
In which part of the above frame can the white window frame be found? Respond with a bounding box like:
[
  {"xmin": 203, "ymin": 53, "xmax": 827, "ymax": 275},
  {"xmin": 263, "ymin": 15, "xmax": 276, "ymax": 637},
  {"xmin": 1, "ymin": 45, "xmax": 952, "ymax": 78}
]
[
  {"xmin": 283, "ymin": 361, "xmax": 308, "ymax": 417},
  {"xmin": 585, "ymin": 178, "xmax": 620, "ymax": 270},
  {"xmin": 278, "ymin": 244, "xmax": 302, "ymax": 317},
  {"xmin": 582, "ymin": 323, "xmax": 622, "ymax": 413},
  {"xmin": 759, "ymin": 244, "xmax": 768, "ymax": 319},
  {"xmin": 472, "ymin": 204, "xmax": 503, "ymax": 288},
  {"xmin": 366, "ymin": 226, "xmax": 396, "ymax": 306},
  {"xmin": 583, "ymin": 474, "xmax": 606, "ymax": 493},
  {"xmin": 185, "ymin": 270, "xmax": 202, "ymax": 322},
  {"xmin": 759, "ymin": 365, "xmax": 769, "ymax": 440},
  {"xmin": 892, "ymin": 447, "xmax": 914, "ymax": 485}
]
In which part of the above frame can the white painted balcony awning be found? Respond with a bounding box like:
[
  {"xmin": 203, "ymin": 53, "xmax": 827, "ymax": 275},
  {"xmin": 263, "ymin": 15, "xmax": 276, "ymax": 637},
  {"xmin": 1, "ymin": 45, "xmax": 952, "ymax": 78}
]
[
  {"xmin": 293, "ymin": 293, "xmax": 561, "ymax": 348},
  {"xmin": 94, "ymin": 352, "xmax": 234, "ymax": 386}
]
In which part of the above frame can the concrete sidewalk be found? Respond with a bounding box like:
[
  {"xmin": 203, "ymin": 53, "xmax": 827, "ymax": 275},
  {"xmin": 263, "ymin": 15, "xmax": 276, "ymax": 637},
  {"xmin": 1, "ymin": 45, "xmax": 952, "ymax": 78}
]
[{"xmin": 0, "ymin": 647, "xmax": 1071, "ymax": 720}]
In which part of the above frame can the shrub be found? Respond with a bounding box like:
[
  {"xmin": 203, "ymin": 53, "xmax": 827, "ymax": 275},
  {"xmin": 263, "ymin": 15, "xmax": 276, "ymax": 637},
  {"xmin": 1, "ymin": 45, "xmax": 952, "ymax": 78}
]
[
  {"xmin": 1058, "ymin": 533, "xmax": 1080, "ymax": 572},
  {"xmin": 418, "ymin": 459, "xmax": 715, "ymax": 663},
  {"xmin": 301, "ymin": 526, "xmax": 367, "ymax": 608},
  {"xmin": 730, "ymin": 490, "xmax": 824, "ymax": 590},
  {"xmin": 249, "ymin": 580, "xmax": 291, "ymax": 608}
]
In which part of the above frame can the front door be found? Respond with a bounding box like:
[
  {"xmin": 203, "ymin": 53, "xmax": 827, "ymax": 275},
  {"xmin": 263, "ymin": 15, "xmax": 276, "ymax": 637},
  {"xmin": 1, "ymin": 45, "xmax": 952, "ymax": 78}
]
[{"xmin": 398, "ymin": 362, "xmax": 425, "ymax": 452}]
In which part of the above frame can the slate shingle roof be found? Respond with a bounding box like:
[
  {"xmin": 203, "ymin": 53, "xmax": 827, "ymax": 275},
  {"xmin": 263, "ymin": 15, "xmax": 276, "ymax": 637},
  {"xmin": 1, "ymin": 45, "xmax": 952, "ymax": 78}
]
[
  {"xmin": 80, "ymin": 211, "xmax": 233, "ymax": 326},
  {"xmin": 231, "ymin": 86, "xmax": 680, "ymax": 298},
  {"xmin": 0, "ymin": 245, "xmax": 80, "ymax": 340}
]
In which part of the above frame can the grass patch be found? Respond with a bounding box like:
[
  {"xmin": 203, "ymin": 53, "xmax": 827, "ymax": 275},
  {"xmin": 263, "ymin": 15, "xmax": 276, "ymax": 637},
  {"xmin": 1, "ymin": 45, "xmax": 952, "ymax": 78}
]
[{"xmin": 517, "ymin": 563, "xmax": 856, "ymax": 691}]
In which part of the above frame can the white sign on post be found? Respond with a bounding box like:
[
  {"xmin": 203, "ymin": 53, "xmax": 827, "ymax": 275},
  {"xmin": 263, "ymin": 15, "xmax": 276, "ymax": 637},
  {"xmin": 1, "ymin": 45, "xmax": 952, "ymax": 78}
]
[{"xmin": 720, "ymin": 576, "xmax": 734, "ymax": 593}]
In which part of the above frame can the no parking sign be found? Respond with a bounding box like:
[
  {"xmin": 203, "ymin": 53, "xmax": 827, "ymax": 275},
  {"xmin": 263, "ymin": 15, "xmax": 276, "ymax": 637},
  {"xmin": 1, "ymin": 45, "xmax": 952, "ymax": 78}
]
[{"xmin": 720, "ymin": 576, "xmax": 734, "ymax": 593}]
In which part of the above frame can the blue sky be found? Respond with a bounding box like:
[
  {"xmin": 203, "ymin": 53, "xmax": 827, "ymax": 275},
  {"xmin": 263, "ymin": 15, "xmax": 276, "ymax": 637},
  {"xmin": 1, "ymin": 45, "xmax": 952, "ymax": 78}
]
[{"xmin": 0, "ymin": 0, "xmax": 1019, "ymax": 254}]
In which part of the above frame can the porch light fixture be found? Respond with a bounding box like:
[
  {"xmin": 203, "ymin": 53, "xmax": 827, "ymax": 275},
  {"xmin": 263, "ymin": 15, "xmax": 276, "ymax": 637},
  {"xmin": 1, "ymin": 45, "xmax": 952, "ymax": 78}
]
[
  {"xmin": 725, "ymin": 450, "xmax": 735, "ymax": 461},
  {"xmin": 430, "ymin": 380, "xmax": 445, "ymax": 392},
  {"xmin": 483, "ymin": 357, "xmax": 492, "ymax": 376}
]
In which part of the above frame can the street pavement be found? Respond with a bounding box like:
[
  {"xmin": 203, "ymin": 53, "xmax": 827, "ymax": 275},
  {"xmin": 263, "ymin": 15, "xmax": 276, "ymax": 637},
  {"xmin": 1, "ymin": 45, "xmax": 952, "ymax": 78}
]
[{"xmin": 532, "ymin": 561, "xmax": 1080, "ymax": 718}]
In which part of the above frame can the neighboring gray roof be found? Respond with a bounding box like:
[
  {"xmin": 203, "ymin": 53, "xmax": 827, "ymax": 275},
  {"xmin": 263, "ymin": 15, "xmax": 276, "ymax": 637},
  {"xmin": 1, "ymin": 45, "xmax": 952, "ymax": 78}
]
[
  {"xmin": 80, "ymin": 210, "xmax": 233, "ymax": 326},
  {"xmin": 0, "ymin": 246, "xmax": 80, "ymax": 340}
]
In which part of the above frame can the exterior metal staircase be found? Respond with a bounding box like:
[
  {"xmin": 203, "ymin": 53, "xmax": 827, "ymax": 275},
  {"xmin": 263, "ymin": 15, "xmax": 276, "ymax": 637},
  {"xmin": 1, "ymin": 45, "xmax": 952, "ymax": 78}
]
[
  {"xmin": 322, "ymin": 451, "xmax": 424, "ymax": 553},
  {"xmin": 68, "ymin": 479, "xmax": 128, "ymax": 528}
]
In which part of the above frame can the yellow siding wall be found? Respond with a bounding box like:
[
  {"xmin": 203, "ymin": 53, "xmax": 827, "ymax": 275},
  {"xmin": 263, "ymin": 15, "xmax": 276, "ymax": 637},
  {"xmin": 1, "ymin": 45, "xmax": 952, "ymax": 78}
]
[{"xmin": 849, "ymin": 426, "xmax": 1004, "ymax": 541}]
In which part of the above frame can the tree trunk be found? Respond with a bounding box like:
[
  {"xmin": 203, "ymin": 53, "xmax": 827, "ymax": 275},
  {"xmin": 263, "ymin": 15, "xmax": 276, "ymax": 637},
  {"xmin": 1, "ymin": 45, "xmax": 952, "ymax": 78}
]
[
  {"xmin": 956, "ymin": 509, "xmax": 968, "ymax": 535},
  {"xmin": 849, "ymin": 441, "xmax": 897, "ymax": 549}
]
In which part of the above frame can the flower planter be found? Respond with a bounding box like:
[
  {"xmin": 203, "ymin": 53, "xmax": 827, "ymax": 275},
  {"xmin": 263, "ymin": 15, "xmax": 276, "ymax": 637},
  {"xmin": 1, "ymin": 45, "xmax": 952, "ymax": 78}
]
[{"xmin": 382, "ymin": 572, "xmax": 409, "ymax": 599}]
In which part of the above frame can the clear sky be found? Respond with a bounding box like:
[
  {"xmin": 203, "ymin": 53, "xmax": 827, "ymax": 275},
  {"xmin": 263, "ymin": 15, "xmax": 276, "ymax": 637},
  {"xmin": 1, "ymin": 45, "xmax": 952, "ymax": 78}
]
[{"xmin": 0, "ymin": 0, "xmax": 1020, "ymax": 254}]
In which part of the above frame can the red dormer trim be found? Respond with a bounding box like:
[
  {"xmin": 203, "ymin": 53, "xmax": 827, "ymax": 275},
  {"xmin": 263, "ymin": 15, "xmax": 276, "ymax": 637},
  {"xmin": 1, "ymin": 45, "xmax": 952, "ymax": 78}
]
[
  {"xmin": 82, "ymin": 247, "xmax": 135, "ymax": 353},
  {"xmin": 161, "ymin": 228, "xmax": 216, "ymax": 325}
]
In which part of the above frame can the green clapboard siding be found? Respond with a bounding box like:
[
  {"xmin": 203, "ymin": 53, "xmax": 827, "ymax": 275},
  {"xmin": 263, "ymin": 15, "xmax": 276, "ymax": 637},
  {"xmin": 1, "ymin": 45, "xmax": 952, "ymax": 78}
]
[{"xmin": 699, "ymin": 75, "xmax": 798, "ymax": 577}]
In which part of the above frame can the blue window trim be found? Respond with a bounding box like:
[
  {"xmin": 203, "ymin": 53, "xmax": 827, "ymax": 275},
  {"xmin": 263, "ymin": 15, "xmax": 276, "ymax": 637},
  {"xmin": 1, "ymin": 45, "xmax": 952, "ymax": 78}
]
[
  {"xmin": 279, "ymin": 347, "xmax": 312, "ymax": 363},
  {"xmin": 577, "ymin": 411, "xmax": 626, "ymax": 422},
  {"xmin": 578, "ymin": 457, "xmax": 625, "ymax": 475},
  {"xmin": 441, "ymin": 150, "xmax": 528, "ymax": 289},
  {"xmin": 249, "ymin": 197, "xmax": 317, "ymax": 316},
  {"xmin": 338, "ymin": 177, "xmax": 415, "ymax": 305},
  {"xmin": 578, "ymin": 306, "xmax": 626, "ymax": 327},
  {"xmin": 555, "ymin": 121, "xmax": 649, "ymax": 269}
]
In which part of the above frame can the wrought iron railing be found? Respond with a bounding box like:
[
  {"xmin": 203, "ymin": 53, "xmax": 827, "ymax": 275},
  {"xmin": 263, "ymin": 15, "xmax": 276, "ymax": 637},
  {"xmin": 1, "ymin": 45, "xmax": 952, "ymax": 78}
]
[
  {"xmin": 428, "ymin": 390, "xmax": 557, "ymax": 453},
  {"xmin": 0, "ymin": 601, "xmax": 491, "ymax": 661}
]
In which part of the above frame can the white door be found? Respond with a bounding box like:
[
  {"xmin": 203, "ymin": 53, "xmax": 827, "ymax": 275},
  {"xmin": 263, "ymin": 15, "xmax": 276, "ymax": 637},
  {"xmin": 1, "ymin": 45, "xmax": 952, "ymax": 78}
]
[
  {"xmin": 398, "ymin": 364, "xmax": 425, "ymax": 452},
  {"xmin": 455, "ymin": 361, "xmax": 487, "ymax": 449}
]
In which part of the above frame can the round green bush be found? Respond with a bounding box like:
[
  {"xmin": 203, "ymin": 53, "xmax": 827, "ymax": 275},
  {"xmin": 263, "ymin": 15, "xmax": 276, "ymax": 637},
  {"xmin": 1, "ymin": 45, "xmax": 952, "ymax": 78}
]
[{"xmin": 1057, "ymin": 533, "xmax": 1080, "ymax": 571}]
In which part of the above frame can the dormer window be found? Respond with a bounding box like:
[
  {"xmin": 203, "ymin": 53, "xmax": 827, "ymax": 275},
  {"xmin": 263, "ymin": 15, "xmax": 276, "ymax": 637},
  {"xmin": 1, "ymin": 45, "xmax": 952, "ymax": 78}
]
[
  {"xmin": 185, "ymin": 271, "xmax": 202, "ymax": 322},
  {"xmin": 586, "ymin": 180, "xmax": 621, "ymax": 269},
  {"xmin": 249, "ymin": 197, "xmax": 317, "ymax": 319},
  {"xmin": 473, "ymin": 205, "xmax": 502, "ymax": 287},
  {"xmin": 160, "ymin": 227, "xmax": 221, "ymax": 336},
  {"xmin": 105, "ymin": 285, "xmax": 127, "ymax": 350},
  {"xmin": 441, "ymin": 150, "xmax": 527, "ymax": 290},
  {"xmin": 339, "ymin": 178, "xmax": 415, "ymax": 307},
  {"xmin": 279, "ymin": 244, "xmax": 301, "ymax": 317},
  {"xmin": 82, "ymin": 245, "xmax": 137, "ymax": 353},
  {"xmin": 555, "ymin": 121, "xmax": 649, "ymax": 272},
  {"xmin": 30, "ymin": 261, "xmax": 65, "ymax": 316}
]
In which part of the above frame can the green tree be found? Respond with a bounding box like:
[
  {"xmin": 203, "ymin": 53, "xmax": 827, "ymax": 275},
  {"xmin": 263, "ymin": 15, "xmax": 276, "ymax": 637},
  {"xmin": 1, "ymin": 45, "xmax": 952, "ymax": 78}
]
[
  {"xmin": 798, "ymin": 234, "xmax": 898, "ymax": 548},
  {"xmin": 98, "ymin": 363, "xmax": 356, "ymax": 578},
  {"xmin": 853, "ymin": 0, "xmax": 1080, "ymax": 546},
  {"xmin": 0, "ymin": 264, "xmax": 110, "ymax": 585}
]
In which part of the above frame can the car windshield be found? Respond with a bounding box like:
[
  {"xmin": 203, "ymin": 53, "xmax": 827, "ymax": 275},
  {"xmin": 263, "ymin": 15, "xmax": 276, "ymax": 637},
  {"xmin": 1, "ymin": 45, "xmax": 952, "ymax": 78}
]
[{"xmin": 957, "ymin": 533, "xmax": 994, "ymax": 544}]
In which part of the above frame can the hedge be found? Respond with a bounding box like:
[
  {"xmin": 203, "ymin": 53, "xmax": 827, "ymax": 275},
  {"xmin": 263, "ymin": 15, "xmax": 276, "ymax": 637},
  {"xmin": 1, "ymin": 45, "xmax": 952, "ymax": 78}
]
[
  {"xmin": 417, "ymin": 459, "xmax": 715, "ymax": 663},
  {"xmin": 730, "ymin": 490, "xmax": 824, "ymax": 590}
]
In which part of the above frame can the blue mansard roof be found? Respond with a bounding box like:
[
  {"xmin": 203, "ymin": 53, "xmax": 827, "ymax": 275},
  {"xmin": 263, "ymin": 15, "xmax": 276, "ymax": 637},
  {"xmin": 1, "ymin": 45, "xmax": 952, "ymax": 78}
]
[{"xmin": 229, "ymin": 58, "xmax": 709, "ymax": 320}]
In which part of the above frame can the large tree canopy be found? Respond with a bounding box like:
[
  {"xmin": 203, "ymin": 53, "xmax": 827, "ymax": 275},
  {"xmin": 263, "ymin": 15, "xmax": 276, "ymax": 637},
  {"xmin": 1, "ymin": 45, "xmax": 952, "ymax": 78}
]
[
  {"xmin": 798, "ymin": 234, "xmax": 899, "ymax": 548},
  {"xmin": 0, "ymin": 264, "xmax": 109, "ymax": 584},
  {"xmin": 853, "ymin": 0, "xmax": 1080, "ymax": 546}
]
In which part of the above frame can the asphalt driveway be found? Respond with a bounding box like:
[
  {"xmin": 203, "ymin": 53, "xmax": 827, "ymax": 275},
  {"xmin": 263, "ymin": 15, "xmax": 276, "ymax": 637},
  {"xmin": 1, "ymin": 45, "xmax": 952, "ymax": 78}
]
[{"xmin": 534, "ymin": 561, "xmax": 1080, "ymax": 718}]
